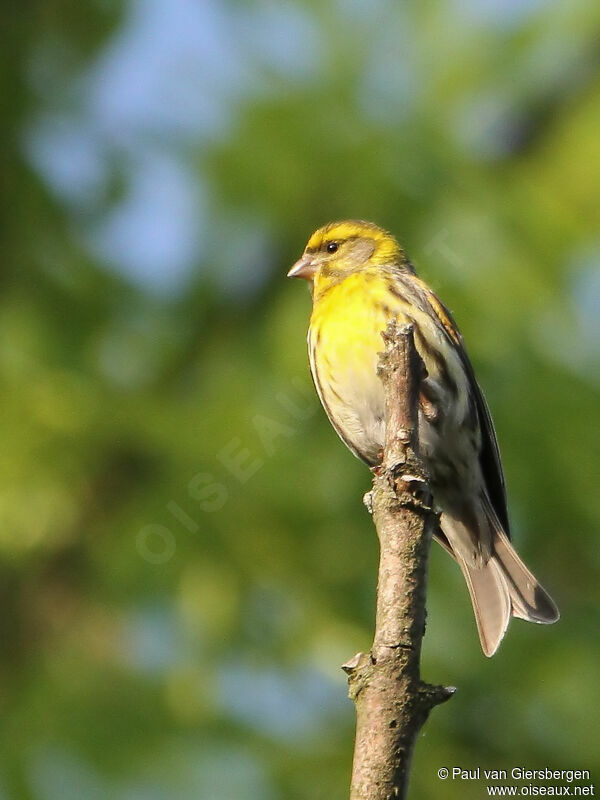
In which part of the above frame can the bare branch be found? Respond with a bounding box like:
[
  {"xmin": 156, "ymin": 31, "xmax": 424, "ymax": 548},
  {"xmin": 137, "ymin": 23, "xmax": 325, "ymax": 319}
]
[{"xmin": 345, "ymin": 321, "xmax": 455, "ymax": 800}]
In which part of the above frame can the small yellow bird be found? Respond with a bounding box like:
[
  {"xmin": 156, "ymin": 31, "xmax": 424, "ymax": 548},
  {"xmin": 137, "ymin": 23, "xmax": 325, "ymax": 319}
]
[{"xmin": 288, "ymin": 220, "xmax": 558, "ymax": 656}]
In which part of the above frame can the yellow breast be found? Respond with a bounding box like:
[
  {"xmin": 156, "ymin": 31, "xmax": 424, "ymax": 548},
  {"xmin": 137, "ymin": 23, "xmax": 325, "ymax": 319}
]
[
  {"xmin": 308, "ymin": 272, "xmax": 404, "ymax": 464},
  {"xmin": 307, "ymin": 268, "xmax": 474, "ymax": 470}
]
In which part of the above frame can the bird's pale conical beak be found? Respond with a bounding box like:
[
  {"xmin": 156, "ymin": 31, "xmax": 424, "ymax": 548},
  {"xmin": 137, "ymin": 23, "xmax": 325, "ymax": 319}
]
[{"xmin": 287, "ymin": 255, "xmax": 316, "ymax": 281}]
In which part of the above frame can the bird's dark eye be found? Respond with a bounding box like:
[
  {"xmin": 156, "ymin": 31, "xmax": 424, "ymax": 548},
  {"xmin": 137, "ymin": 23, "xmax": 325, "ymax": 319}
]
[{"xmin": 326, "ymin": 242, "xmax": 339, "ymax": 254}]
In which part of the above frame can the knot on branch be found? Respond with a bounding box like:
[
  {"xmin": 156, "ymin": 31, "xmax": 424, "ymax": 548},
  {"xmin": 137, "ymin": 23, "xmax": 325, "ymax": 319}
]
[
  {"xmin": 420, "ymin": 683, "xmax": 457, "ymax": 706},
  {"xmin": 416, "ymin": 683, "xmax": 457, "ymax": 726},
  {"xmin": 342, "ymin": 652, "xmax": 375, "ymax": 700},
  {"xmin": 392, "ymin": 469, "xmax": 434, "ymax": 511},
  {"xmin": 374, "ymin": 459, "xmax": 434, "ymax": 518}
]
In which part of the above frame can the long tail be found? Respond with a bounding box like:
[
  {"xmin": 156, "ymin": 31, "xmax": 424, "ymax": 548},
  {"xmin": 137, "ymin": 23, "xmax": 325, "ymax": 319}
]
[{"xmin": 440, "ymin": 505, "xmax": 559, "ymax": 657}]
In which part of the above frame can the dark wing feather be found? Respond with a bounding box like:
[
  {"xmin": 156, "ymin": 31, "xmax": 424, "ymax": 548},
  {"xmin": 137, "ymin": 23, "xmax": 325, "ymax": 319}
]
[
  {"xmin": 460, "ymin": 356, "xmax": 511, "ymax": 537},
  {"xmin": 421, "ymin": 288, "xmax": 511, "ymax": 537}
]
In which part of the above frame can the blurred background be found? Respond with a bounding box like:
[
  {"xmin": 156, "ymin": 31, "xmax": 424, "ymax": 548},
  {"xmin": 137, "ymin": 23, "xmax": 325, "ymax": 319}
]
[{"xmin": 2, "ymin": 1, "xmax": 600, "ymax": 798}]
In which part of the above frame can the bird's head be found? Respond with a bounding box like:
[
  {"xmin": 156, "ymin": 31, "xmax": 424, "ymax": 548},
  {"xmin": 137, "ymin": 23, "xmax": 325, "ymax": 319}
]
[{"xmin": 287, "ymin": 220, "xmax": 412, "ymax": 295}]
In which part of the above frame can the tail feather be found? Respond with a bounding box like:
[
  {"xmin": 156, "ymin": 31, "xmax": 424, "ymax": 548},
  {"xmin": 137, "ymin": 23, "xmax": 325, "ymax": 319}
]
[
  {"xmin": 440, "ymin": 502, "xmax": 559, "ymax": 656},
  {"xmin": 457, "ymin": 555, "xmax": 511, "ymax": 657},
  {"xmin": 493, "ymin": 529, "xmax": 560, "ymax": 624}
]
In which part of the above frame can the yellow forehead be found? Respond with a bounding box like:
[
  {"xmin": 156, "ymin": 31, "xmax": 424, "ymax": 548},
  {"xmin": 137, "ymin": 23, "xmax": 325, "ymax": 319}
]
[{"xmin": 305, "ymin": 220, "xmax": 390, "ymax": 251}]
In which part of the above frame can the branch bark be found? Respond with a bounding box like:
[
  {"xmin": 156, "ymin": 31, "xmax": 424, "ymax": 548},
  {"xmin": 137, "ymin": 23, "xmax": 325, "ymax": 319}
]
[{"xmin": 344, "ymin": 321, "xmax": 455, "ymax": 800}]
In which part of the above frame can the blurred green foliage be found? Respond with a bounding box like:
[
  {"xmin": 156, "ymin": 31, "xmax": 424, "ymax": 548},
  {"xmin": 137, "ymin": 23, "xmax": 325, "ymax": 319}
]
[{"xmin": 2, "ymin": 1, "xmax": 599, "ymax": 798}]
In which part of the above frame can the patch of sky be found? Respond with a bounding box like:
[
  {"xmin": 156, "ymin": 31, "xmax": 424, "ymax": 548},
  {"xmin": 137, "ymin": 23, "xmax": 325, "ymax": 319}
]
[
  {"xmin": 336, "ymin": 0, "xmax": 394, "ymax": 21},
  {"xmin": 29, "ymin": 747, "xmax": 107, "ymax": 800},
  {"xmin": 84, "ymin": 147, "xmax": 205, "ymax": 293},
  {"xmin": 449, "ymin": 0, "xmax": 554, "ymax": 30},
  {"xmin": 24, "ymin": 115, "xmax": 108, "ymax": 211},
  {"xmin": 232, "ymin": 0, "xmax": 323, "ymax": 85},
  {"xmin": 30, "ymin": 742, "xmax": 274, "ymax": 800},
  {"xmin": 451, "ymin": 25, "xmax": 588, "ymax": 161},
  {"xmin": 120, "ymin": 602, "xmax": 187, "ymax": 675},
  {"xmin": 518, "ymin": 32, "xmax": 587, "ymax": 96},
  {"xmin": 25, "ymin": 0, "xmax": 323, "ymax": 296},
  {"xmin": 84, "ymin": 0, "xmax": 251, "ymax": 146},
  {"xmin": 219, "ymin": 660, "xmax": 350, "ymax": 742},
  {"xmin": 570, "ymin": 249, "xmax": 600, "ymax": 374},
  {"xmin": 452, "ymin": 90, "xmax": 522, "ymax": 160},
  {"xmin": 356, "ymin": 6, "xmax": 419, "ymax": 126},
  {"xmin": 531, "ymin": 242, "xmax": 600, "ymax": 383},
  {"xmin": 179, "ymin": 744, "xmax": 276, "ymax": 800}
]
